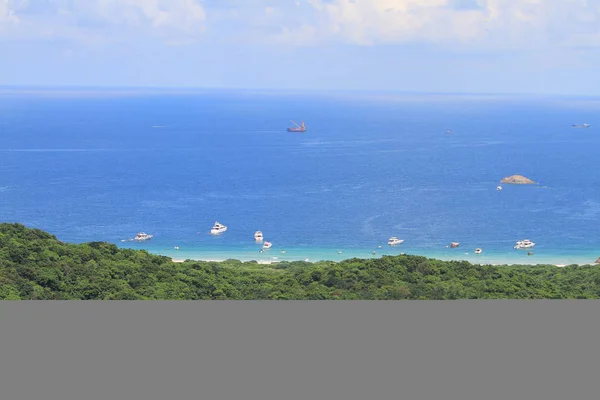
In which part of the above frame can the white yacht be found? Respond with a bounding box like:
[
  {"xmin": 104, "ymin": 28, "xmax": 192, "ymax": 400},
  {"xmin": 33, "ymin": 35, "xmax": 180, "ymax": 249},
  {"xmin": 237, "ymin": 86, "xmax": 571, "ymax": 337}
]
[
  {"xmin": 388, "ymin": 237, "xmax": 405, "ymax": 246},
  {"xmin": 514, "ymin": 239, "xmax": 535, "ymax": 249},
  {"xmin": 134, "ymin": 232, "xmax": 153, "ymax": 241},
  {"xmin": 210, "ymin": 221, "xmax": 227, "ymax": 235},
  {"xmin": 475, "ymin": 248, "xmax": 483, "ymax": 254},
  {"xmin": 254, "ymin": 231, "xmax": 263, "ymax": 241},
  {"xmin": 497, "ymin": 185, "xmax": 503, "ymax": 191},
  {"xmin": 263, "ymin": 241, "xmax": 272, "ymax": 249}
]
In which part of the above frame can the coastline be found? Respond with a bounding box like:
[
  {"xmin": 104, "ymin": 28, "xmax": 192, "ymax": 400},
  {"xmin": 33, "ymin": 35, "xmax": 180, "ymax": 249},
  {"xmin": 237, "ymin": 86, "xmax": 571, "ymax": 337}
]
[
  {"xmin": 154, "ymin": 246, "xmax": 599, "ymax": 267},
  {"xmin": 170, "ymin": 257, "xmax": 591, "ymax": 267}
]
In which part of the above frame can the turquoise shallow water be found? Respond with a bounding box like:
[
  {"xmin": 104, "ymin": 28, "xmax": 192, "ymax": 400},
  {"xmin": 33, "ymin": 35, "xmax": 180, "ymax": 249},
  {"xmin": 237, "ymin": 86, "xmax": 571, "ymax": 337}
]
[
  {"xmin": 141, "ymin": 243, "xmax": 598, "ymax": 266},
  {"xmin": 1, "ymin": 89, "xmax": 599, "ymax": 265}
]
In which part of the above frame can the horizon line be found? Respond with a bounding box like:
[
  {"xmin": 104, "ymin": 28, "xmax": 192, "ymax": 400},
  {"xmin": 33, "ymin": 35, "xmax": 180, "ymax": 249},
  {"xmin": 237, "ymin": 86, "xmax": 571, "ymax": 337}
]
[{"xmin": 0, "ymin": 84, "xmax": 598, "ymax": 98}]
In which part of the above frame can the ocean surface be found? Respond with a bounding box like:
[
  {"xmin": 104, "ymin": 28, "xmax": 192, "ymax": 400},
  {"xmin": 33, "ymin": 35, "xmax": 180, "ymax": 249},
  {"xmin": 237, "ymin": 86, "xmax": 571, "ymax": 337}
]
[{"xmin": 1, "ymin": 88, "xmax": 599, "ymax": 265}]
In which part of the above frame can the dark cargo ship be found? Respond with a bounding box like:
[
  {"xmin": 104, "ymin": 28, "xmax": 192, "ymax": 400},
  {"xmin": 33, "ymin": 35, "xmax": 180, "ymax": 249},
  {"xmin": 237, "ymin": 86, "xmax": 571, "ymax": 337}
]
[{"xmin": 287, "ymin": 120, "xmax": 306, "ymax": 132}]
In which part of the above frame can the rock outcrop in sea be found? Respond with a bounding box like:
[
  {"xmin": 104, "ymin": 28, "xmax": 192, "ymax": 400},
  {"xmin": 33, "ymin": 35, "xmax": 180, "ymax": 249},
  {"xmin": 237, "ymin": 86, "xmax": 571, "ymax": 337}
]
[{"xmin": 500, "ymin": 175, "xmax": 536, "ymax": 184}]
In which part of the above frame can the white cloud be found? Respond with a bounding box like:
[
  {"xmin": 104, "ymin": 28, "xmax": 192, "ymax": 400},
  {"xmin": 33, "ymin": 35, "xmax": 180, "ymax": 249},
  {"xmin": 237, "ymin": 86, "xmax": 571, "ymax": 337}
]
[
  {"xmin": 3, "ymin": 0, "xmax": 600, "ymax": 51},
  {"xmin": 1, "ymin": 0, "xmax": 206, "ymax": 44},
  {"xmin": 83, "ymin": 0, "xmax": 206, "ymax": 33},
  {"xmin": 0, "ymin": 0, "xmax": 21, "ymax": 24},
  {"xmin": 271, "ymin": 0, "xmax": 600, "ymax": 49}
]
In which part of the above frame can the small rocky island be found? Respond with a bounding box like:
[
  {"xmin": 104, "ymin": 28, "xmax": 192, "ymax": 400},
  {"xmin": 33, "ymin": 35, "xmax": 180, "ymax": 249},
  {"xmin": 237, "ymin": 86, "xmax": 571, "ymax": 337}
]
[{"xmin": 500, "ymin": 175, "xmax": 537, "ymax": 185}]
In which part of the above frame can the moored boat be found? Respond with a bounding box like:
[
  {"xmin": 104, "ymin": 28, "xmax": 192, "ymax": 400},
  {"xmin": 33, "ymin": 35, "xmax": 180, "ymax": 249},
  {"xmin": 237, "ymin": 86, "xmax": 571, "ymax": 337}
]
[
  {"xmin": 134, "ymin": 232, "xmax": 153, "ymax": 241},
  {"xmin": 210, "ymin": 221, "xmax": 227, "ymax": 235},
  {"xmin": 514, "ymin": 239, "xmax": 535, "ymax": 249},
  {"xmin": 387, "ymin": 237, "xmax": 405, "ymax": 246}
]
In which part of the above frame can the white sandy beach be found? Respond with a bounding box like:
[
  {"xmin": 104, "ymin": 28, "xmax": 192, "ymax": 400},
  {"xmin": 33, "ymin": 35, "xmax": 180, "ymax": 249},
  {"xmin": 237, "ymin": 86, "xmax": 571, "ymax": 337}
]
[
  {"xmin": 172, "ymin": 258, "xmax": 276, "ymax": 265},
  {"xmin": 169, "ymin": 256, "xmax": 593, "ymax": 267}
]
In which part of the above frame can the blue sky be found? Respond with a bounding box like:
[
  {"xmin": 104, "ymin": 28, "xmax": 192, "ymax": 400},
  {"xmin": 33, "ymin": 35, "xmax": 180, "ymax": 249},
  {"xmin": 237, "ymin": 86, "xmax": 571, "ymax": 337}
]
[{"xmin": 1, "ymin": 0, "xmax": 600, "ymax": 94}]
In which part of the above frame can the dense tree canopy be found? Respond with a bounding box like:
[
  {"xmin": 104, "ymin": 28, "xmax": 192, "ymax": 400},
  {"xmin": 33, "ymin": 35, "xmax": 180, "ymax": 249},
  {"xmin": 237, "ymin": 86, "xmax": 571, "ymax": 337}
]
[{"xmin": 1, "ymin": 223, "xmax": 600, "ymax": 299}]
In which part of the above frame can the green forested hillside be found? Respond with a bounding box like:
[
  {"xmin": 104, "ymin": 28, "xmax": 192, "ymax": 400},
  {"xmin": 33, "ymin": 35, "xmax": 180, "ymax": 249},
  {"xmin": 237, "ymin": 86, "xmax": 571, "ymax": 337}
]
[{"xmin": 1, "ymin": 223, "xmax": 600, "ymax": 299}]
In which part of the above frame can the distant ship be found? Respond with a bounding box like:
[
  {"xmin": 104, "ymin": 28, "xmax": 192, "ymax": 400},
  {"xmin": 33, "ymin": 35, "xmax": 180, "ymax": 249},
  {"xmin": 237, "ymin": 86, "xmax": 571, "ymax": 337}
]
[
  {"xmin": 287, "ymin": 120, "xmax": 306, "ymax": 132},
  {"xmin": 572, "ymin": 123, "xmax": 590, "ymax": 128}
]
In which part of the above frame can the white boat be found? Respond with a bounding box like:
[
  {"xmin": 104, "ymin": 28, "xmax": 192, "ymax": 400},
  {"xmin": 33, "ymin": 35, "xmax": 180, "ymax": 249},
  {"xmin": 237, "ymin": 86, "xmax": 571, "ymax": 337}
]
[
  {"xmin": 497, "ymin": 185, "xmax": 503, "ymax": 191},
  {"xmin": 475, "ymin": 248, "xmax": 483, "ymax": 254},
  {"xmin": 254, "ymin": 231, "xmax": 263, "ymax": 241},
  {"xmin": 450, "ymin": 242, "xmax": 460, "ymax": 248},
  {"xmin": 514, "ymin": 239, "xmax": 535, "ymax": 249},
  {"xmin": 387, "ymin": 237, "xmax": 405, "ymax": 246},
  {"xmin": 262, "ymin": 241, "xmax": 272, "ymax": 249},
  {"xmin": 134, "ymin": 232, "xmax": 153, "ymax": 241},
  {"xmin": 210, "ymin": 221, "xmax": 227, "ymax": 235}
]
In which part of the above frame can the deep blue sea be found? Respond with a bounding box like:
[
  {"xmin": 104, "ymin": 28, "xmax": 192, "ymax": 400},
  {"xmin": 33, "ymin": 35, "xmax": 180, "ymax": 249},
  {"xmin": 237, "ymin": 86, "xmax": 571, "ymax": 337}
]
[{"xmin": 1, "ymin": 88, "xmax": 599, "ymax": 265}]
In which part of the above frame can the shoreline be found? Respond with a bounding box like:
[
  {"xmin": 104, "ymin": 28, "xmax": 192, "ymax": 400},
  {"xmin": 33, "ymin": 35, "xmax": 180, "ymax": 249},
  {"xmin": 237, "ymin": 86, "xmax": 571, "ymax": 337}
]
[
  {"xmin": 167, "ymin": 254, "xmax": 597, "ymax": 268},
  {"xmin": 123, "ymin": 243, "xmax": 600, "ymax": 268}
]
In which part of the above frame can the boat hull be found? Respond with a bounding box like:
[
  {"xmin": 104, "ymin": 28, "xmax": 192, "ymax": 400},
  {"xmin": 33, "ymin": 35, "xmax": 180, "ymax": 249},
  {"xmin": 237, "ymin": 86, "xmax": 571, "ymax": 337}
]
[{"xmin": 210, "ymin": 228, "xmax": 227, "ymax": 235}]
